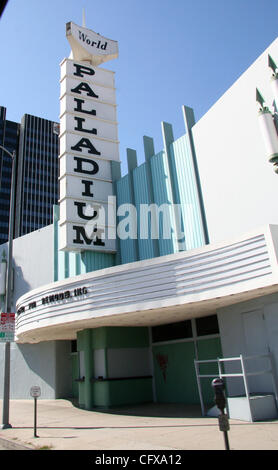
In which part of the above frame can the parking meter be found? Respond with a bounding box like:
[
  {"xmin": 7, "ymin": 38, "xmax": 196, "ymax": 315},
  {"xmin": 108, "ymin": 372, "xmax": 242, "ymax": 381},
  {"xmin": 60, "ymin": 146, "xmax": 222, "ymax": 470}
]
[
  {"xmin": 211, "ymin": 378, "xmax": 230, "ymax": 450},
  {"xmin": 212, "ymin": 377, "xmax": 226, "ymax": 413}
]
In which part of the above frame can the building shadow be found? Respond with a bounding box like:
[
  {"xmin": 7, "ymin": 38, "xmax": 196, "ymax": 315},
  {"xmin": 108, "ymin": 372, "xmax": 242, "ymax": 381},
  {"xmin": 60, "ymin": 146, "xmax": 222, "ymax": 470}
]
[{"xmin": 69, "ymin": 398, "xmax": 203, "ymax": 418}]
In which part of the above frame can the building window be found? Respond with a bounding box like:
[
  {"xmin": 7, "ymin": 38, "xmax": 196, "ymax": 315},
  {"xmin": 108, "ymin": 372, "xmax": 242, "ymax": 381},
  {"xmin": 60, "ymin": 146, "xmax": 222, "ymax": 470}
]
[
  {"xmin": 152, "ymin": 320, "xmax": 193, "ymax": 343},
  {"xmin": 195, "ymin": 314, "xmax": 219, "ymax": 337},
  {"xmin": 71, "ymin": 340, "xmax": 77, "ymax": 353}
]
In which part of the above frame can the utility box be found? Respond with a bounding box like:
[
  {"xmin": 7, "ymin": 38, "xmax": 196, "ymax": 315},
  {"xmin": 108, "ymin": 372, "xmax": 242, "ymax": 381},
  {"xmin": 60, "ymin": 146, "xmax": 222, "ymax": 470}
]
[{"xmin": 227, "ymin": 394, "xmax": 278, "ymax": 422}]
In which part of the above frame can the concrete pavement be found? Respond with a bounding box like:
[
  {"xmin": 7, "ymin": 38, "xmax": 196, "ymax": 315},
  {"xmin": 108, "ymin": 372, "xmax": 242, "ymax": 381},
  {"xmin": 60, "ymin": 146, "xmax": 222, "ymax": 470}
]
[{"xmin": 0, "ymin": 399, "xmax": 277, "ymax": 451}]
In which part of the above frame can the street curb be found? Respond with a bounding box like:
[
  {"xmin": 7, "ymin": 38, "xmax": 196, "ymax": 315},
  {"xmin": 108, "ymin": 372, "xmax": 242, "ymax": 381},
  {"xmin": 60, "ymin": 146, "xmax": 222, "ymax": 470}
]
[{"xmin": 0, "ymin": 436, "xmax": 32, "ymax": 450}]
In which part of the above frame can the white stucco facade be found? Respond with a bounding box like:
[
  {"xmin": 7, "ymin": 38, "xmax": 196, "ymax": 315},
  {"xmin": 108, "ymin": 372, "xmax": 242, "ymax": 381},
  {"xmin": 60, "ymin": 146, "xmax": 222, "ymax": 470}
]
[
  {"xmin": 193, "ymin": 37, "xmax": 278, "ymax": 244},
  {"xmin": 0, "ymin": 225, "xmax": 72, "ymax": 399}
]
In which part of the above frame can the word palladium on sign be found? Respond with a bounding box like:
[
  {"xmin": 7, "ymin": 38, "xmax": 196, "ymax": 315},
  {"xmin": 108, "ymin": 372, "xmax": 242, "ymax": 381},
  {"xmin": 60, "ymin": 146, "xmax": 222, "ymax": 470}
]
[{"xmin": 59, "ymin": 21, "xmax": 119, "ymax": 253}]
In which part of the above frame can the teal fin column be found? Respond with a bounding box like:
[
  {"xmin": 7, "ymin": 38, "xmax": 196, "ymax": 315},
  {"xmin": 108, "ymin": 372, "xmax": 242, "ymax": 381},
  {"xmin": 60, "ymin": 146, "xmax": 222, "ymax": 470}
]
[
  {"xmin": 182, "ymin": 105, "xmax": 209, "ymax": 244},
  {"xmin": 126, "ymin": 148, "xmax": 139, "ymax": 261},
  {"xmin": 114, "ymin": 154, "xmax": 139, "ymax": 264},
  {"xmin": 132, "ymin": 138, "xmax": 157, "ymax": 261},
  {"xmin": 142, "ymin": 136, "xmax": 159, "ymax": 258},
  {"xmin": 111, "ymin": 160, "xmax": 121, "ymax": 182},
  {"xmin": 111, "ymin": 160, "xmax": 122, "ymax": 266},
  {"xmin": 161, "ymin": 122, "xmax": 175, "ymax": 199},
  {"xmin": 161, "ymin": 123, "xmax": 182, "ymax": 252}
]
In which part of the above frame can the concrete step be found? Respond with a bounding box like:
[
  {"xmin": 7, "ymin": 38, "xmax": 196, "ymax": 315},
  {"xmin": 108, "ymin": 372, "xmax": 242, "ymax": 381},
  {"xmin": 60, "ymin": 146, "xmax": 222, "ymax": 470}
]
[{"xmin": 206, "ymin": 394, "xmax": 278, "ymax": 422}]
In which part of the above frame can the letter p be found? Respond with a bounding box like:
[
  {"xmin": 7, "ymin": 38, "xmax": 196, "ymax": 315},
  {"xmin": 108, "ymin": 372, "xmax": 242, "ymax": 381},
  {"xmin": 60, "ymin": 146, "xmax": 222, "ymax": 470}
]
[{"xmin": 73, "ymin": 63, "xmax": 95, "ymax": 78}]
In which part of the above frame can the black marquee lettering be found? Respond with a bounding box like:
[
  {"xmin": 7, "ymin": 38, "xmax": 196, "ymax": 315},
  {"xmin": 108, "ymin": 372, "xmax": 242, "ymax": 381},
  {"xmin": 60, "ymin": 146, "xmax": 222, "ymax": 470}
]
[
  {"xmin": 29, "ymin": 301, "xmax": 37, "ymax": 310},
  {"xmin": 93, "ymin": 227, "xmax": 105, "ymax": 246},
  {"xmin": 71, "ymin": 137, "xmax": 101, "ymax": 155},
  {"xmin": 73, "ymin": 157, "xmax": 99, "ymax": 175},
  {"xmin": 73, "ymin": 63, "xmax": 95, "ymax": 78},
  {"xmin": 74, "ymin": 288, "xmax": 82, "ymax": 296},
  {"xmin": 74, "ymin": 98, "xmax": 96, "ymax": 116},
  {"xmin": 74, "ymin": 116, "xmax": 97, "ymax": 135},
  {"xmin": 81, "ymin": 179, "xmax": 94, "ymax": 198},
  {"xmin": 72, "ymin": 226, "xmax": 93, "ymax": 245},
  {"xmin": 72, "ymin": 225, "xmax": 105, "ymax": 247},
  {"xmin": 71, "ymin": 82, "xmax": 99, "ymax": 98},
  {"xmin": 74, "ymin": 201, "xmax": 98, "ymax": 220}
]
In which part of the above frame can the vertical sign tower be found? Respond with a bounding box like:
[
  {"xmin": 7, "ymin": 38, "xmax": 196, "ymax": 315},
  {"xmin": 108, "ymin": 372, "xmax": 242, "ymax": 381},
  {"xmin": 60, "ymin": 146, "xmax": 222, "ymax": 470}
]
[{"xmin": 59, "ymin": 21, "xmax": 119, "ymax": 252}]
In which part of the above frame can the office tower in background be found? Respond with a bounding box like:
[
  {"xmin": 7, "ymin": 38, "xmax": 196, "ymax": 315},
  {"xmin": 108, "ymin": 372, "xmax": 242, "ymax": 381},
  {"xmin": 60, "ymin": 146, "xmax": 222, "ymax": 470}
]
[
  {"xmin": 15, "ymin": 113, "xmax": 59, "ymax": 238},
  {"xmin": 0, "ymin": 106, "xmax": 59, "ymax": 244},
  {"xmin": 0, "ymin": 106, "xmax": 19, "ymax": 245}
]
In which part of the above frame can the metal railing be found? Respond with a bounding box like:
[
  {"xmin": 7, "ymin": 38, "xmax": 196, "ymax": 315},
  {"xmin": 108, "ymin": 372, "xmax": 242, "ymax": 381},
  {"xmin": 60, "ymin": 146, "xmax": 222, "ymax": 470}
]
[{"xmin": 194, "ymin": 354, "xmax": 278, "ymax": 421}]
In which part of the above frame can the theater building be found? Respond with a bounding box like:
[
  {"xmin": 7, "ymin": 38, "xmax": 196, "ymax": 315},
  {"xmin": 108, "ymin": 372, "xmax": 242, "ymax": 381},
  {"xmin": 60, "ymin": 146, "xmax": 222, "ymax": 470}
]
[{"xmin": 1, "ymin": 22, "xmax": 278, "ymax": 421}]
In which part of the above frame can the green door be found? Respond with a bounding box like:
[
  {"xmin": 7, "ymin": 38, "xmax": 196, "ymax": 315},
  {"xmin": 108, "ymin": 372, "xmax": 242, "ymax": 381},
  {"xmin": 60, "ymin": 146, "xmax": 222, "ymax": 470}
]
[
  {"xmin": 153, "ymin": 341, "xmax": 199, "ymax": 404},
  {"xmin": 153, "ymin": 337, "xmax": 222, "ymax": 405}
]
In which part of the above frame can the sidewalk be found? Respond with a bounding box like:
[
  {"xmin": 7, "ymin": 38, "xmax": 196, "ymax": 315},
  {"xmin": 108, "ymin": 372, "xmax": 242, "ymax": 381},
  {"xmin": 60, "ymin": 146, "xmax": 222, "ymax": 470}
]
[{"xmin": 0, "ymin": 399, "xmax": 277, "ymax": 451}]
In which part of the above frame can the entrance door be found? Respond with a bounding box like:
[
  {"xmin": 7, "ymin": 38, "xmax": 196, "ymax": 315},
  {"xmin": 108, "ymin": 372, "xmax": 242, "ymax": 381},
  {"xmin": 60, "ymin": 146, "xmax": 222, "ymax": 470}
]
[
  {"xmin": 152, "ymin": 341, "xmax": 199, "ymax": 404},
  {"xmin": 242, "ymin": 310, "xmax": 272, "ymax": 393}
]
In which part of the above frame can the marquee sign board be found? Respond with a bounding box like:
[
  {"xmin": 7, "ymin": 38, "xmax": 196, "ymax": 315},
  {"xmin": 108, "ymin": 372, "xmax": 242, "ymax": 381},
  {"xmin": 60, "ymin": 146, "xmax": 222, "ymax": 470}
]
[
  {"xmin": 66, "ymin": 22, "xmax": 118, "ymax": 66},
  {"xmin": 59, "ymin": 22, "xmax": 119, "ymax": 252}
]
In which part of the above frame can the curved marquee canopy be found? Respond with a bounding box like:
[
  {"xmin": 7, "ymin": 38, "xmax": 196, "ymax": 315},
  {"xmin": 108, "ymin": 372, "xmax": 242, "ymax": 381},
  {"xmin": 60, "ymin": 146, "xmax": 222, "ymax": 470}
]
[{"xmin": 15, "ymin": 225, "xmax": 278, "ymax": 343}]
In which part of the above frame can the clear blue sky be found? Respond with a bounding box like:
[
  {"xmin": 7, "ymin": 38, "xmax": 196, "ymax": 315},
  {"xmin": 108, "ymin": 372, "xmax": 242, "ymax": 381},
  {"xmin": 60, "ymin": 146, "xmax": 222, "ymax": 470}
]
[{"xmin": 1, "ymin": 0, "xmax": 278, "ymax": 175}]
